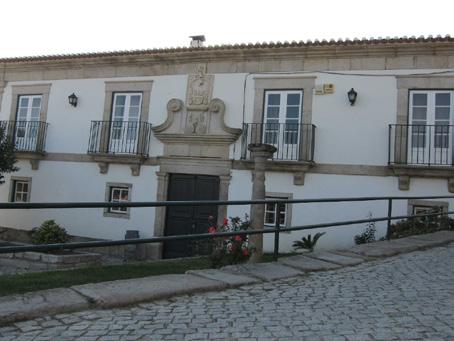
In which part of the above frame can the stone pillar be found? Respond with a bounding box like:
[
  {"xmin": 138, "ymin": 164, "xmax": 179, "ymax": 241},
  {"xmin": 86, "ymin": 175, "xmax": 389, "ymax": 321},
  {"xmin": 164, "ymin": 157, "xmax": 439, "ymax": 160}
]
[
  {"xmin": 218, "ymin": 175, "xmax": 231, "ymax": 227},
  {"xmin": 151, "ymin": 171, "xmax": 169, "ymax": 259},
  {"xmin": 248, "ymin": 144, "xmax": 276, "ymax": 263}
]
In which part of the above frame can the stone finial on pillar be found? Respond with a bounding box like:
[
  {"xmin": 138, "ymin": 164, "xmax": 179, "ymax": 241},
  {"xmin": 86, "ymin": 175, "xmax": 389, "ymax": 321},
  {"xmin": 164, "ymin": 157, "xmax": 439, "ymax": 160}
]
[{"xmin": 248, "ymin": 143, "xmax": 276, "ymax": 263}]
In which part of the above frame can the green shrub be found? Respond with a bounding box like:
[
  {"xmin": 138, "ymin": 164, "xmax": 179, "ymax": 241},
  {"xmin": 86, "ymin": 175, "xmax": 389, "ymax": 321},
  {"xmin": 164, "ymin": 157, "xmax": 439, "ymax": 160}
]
[
  {"xmin": 31, "ymin": 220, "xmax": 70, "ymax": 245},
  {"xmin": 354, "ymin": 213, "xmax": 376, "ymax": 245},
  {"xmin": 388, "ymin": 213, "xmax": 453, "ymax": 239},
  {"xmin": 293, "ymin": 232, "xmax": 326, "ymax": 252}
]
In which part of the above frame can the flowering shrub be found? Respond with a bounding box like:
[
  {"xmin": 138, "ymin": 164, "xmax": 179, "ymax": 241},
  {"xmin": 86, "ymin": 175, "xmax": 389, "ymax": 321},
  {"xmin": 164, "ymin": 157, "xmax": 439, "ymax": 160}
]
[{"xmin": 208, "ymin": 215, "xmax": 254, "ymax": 268}]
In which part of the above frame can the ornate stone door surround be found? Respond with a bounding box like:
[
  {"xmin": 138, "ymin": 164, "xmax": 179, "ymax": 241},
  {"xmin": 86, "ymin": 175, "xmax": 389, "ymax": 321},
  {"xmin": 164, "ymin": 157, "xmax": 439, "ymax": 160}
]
[{"xmin": 151, "ymin": 65, "xmax": 242, "ymax": 254}]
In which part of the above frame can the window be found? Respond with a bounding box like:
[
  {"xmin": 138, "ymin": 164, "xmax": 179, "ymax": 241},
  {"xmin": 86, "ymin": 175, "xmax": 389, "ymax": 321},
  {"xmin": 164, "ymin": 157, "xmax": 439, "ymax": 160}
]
[
  {"xmin": 408, "ymin": 90, "xmax": 454, "ymax": 165},
  {"xmin": 104, "ymin": 183, "xmax": 132, "ymax": 218},
  {"xmin": 263, "ymin": 90, "xmax": 303, "ymax": 146},
  {"xmin": 109, "ymin": 93, "xmax": 143, "ymax": 153},
  {"xmin": 15, "ymin": 95, "xmax": 43, "ymax": 151},
  {"xmin": 9, "ymin": 178, "xmax": 31, "ymax": 203},
  {"xmin": 408, "ymin": 199, "xmax": 448, "ymax": 223},
  {"xmin": 412, "ymin": 205, "xmax": 444, "ymax": 223},
  {"xmin": 264, "ymin": 193, "xmax": 293, "ymax": 228},
  {"xmin": 109, "ymin": 187, "xmax": 129, "ymax": 214}
]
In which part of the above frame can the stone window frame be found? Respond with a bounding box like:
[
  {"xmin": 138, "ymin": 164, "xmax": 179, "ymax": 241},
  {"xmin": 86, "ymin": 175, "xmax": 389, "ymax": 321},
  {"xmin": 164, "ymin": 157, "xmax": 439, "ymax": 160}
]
[
  {"xmin": 9, "ymin": 84, "xmax": 51, "ymax": 122},
  {"xmin": 394, "ymin": 76, "xmax": 454, "ymax": 164},
  {"xmin": 407, "ymin": 199, "xmax": 448, "ymax": 218},
  {"xmin": 264, "ymin": 192, "xmax": 293, "ymax": 229},
  {"xmin": 8, "ymin": 176, "xmax": 32, "ymax": 203},
  {"xmin": 252, "ymin": 76, "xmax": 315, "ymax": 125},
  {"xmin": 102, "ymin": 81, "xmax": 153, "ymax": 122},
  {"xmin": 252, "ymin": 76, "xmax": 315, "ymax": 162},
  {"xmin": 104, "ymin": 182, "xmax": 133, "ymax": 219}
]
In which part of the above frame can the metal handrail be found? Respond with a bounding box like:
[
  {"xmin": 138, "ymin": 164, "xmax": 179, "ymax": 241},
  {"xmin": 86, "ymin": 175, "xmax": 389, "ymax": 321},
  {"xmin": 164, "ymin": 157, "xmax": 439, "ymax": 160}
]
[
  {"xmin": 1, "ymin": 195, "xmax": 453, "ymax": 209},
  {"xmin": 0, "ymin": 195, "xmax": 453, "ymax": 260}
]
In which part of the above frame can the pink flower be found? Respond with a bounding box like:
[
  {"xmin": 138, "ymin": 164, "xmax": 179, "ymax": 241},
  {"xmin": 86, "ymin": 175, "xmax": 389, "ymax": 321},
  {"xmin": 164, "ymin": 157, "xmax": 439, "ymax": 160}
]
[
  {"xmin": 223, "ymin": 218, "xmax": 229, "ymax": 226},
  {"xmin": 208, "ymin": 227, "xmax": 216, "ymax": 234}
]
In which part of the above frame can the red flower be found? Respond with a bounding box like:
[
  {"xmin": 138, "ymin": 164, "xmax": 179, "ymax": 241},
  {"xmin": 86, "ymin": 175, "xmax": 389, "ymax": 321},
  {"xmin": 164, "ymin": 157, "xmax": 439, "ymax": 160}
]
[
  {"xmin": 223, "ymin": 218, "xmax": 229, "ymax": 225},
  {"xmin": 208, "ymin": 227, "xmax": 216, "ymax": 234},
  {"xmin": 242, "ymin": 249, "xmax": 249, "ymax": 256},
  {"xmin": 234, "ymin": 235, "xmax": 242, "ymax": 241}
]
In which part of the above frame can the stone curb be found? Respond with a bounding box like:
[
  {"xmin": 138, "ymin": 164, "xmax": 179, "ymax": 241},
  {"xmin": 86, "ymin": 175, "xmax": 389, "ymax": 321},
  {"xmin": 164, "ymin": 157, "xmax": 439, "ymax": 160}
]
[
  {"xmin": 0, "ymin": 230, "xmax": 452, "ymax": 326},
  {"xmin": 0, "ymin": 288, "xmax": 90, "ymax": 326},
  {"xmin": 71, "ymin": 274, "xmax": 226, "ymax": 308}
]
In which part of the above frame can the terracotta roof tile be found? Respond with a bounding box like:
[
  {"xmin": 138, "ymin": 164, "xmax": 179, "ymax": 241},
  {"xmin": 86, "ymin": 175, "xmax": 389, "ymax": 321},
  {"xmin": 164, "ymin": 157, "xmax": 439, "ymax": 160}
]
[{"xmin": 0, "ymin": 35, "xmax": 453, "ymax": 63}]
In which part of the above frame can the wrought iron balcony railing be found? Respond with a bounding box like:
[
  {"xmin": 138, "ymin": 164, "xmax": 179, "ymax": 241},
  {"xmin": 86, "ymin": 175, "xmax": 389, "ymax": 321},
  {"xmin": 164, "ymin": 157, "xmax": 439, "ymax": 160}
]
[
  {"xmin": 241, "ymin": 123, "xmax": 315, "ymax": 161},
  {"xmin": 88, "ymin": 120, "xmax": 152, "ymax": 157},
  {"xmin": 0, "ymin": 120, "xmax": 48, "ymax": 153},
  {"xmin": 389, "ymin": 124, "xmax": 454, "ymax": 166}
]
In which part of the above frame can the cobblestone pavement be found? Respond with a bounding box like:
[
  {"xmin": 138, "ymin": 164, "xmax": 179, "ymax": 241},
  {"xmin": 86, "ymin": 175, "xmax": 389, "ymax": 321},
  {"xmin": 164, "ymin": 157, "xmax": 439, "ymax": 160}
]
[{"xmin": 1, "ymin": 244, "xmax": 453, "ymax": 341}]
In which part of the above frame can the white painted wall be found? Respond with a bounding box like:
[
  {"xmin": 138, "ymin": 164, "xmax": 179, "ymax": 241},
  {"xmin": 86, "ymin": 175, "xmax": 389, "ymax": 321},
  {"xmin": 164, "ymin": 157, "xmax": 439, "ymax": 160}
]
[
  {"xmin": 227, "ymin": 170, "xmax": 453, "ymax": 252},
  {"xmin": 0, "ymin": 160, "xmax": 158, "ymax": 240},
  {"xmin": 0, "ymin": 69, "xmax": 453, "ymax": 255}
]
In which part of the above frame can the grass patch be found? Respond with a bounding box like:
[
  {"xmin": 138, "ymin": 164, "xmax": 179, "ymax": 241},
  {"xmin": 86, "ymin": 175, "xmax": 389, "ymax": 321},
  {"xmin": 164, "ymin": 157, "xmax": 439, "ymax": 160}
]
[
  {"xmin": 0, "ymin": 257, "xmax": 211, "ymax": 297},
  {"xmin": 0, "ymin": 253, "xmax": 296, "ymax": 297}
]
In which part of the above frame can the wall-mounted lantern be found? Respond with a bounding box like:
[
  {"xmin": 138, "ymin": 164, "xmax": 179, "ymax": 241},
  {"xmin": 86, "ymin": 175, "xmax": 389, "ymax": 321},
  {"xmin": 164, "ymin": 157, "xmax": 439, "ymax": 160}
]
[
  {"xmin": 347, "ymin": 88, "xmax": 358, "ymax": 106},
  {"xmin": 68, "ymin": 93, "xmax": 78, "ymax": 107}
]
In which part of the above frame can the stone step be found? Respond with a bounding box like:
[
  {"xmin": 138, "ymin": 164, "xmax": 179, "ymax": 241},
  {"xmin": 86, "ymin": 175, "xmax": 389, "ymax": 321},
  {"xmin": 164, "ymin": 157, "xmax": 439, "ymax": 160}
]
[
  {"xmin": 279, "ymin": 255, "xmax": 342, "ymax": 271},
  {"xmin": 0, "ymin": 288, "xmax": 90, "ymax": 326},
  {"xmin": 221, "ymin": 262, "xmax": 304, "ymax": 281},
  {"xmin": 305, "ymin": 251, "xmax": 365, "ymax": 266},
  {"xmin": 187, "ymin": 268, "xmax": 261, "ymax": 287},
  {"xmin": 71, "ymin": 274, "xmax": 226, "ymax": 308}
]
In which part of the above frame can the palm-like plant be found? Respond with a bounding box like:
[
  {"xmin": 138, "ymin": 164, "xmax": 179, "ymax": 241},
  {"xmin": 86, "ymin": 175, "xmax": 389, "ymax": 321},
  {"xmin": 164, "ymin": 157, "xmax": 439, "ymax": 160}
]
[{"xmin": 293, "ymin": 232, "xmax": 326, "ymax": 252}]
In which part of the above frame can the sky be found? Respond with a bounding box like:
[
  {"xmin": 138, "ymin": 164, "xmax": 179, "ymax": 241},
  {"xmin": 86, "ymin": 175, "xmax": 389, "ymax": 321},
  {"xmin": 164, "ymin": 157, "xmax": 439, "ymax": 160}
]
[{"xmin": 1, "ymin": 0, "xmax": 453, "ymax": 58}]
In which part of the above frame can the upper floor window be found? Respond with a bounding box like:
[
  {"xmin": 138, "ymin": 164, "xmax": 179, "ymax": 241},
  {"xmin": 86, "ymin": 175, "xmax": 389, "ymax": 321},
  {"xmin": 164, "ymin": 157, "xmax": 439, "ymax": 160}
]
[
  {"xmin": 409, "ymin": 90, "xmax": 454, "ymax": 165},
  {"xmin": 111, "ymin": 93, "xmax": 142, "ymax": 123},
  {"xmin": 263, "ymin": 90, "xmax": 303, "ymax": 140},
  {"xmin": 14, "ymin": 95, "xmax": 43, "ymax": 151},
  {"xmin": 108, "ymin": 93, "xmax": 143, "ymax": 154}
]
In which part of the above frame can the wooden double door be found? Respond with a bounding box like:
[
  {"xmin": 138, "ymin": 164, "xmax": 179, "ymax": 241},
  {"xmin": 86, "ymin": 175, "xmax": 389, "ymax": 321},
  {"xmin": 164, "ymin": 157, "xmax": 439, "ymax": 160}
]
[{"xmin": 163, "ymin": 174, "xmax": 220, "ymax": 259}]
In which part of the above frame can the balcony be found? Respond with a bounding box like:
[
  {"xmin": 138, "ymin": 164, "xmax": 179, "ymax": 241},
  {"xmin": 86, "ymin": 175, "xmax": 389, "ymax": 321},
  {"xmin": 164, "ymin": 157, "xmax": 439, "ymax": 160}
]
[
  {"xmin": 88, "ymin": 121, "xmax": 152, "ymax": 157},
  {"xmin": 389, "ymin": 124, "xmax": 454, "ymax": 166},
  {"xmin": 0, "ymin": 120, "xmax": 48, "ymax": 153},
  {"xmin": 241, "ymin": 123, "xmax": 315, "ymax": 162}
]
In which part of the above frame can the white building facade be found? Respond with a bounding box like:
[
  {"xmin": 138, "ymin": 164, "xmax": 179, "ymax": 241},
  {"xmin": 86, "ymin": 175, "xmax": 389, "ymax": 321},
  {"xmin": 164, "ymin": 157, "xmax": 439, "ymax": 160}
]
[{"xmin": 1, "ymin": 37, "xmax": 453, "ymax": 258}]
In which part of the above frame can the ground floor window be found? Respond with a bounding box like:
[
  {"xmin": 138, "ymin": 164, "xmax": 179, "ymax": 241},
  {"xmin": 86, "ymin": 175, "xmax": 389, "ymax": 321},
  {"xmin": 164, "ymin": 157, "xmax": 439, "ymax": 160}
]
[
  {"xmin": 104, "ymin": 182, "xmax": 132, "ymax": 218},
  {"xmin": 9, "ymin": 177, "xmax": 31, "ymax": 203},
  {"xmin": 408, "ymin": 199, "xmax": 448, "ymax": 222},
  {"xmin": 264, "ymin": 192, "xmax": 293, "ymax": 228}
]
